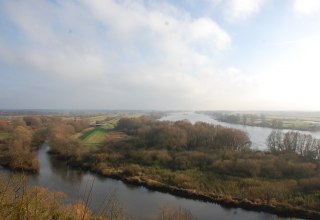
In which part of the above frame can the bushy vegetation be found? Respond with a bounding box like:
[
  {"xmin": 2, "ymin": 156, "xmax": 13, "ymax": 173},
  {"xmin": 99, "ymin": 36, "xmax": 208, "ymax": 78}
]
[
  {"xmin": 116, "ymin": 117, "xmax": 251, "ymax": 151},
  {"xmin": 0, "ymin": 173, "xmax": 195, "ymax": 220},
  {"xmin": 0, "ymin": 117, "xmax": 41, "ymax": 172},
  {"xmin": 0, "ymin": 174, "xmax": 130, "ymax": 220},
  {"xmin": 1, "ymin": 114, "xmax": 198, "ymax": 219},
  {"xmin": 0, "ymin": 116, "xmax": 91, "ymax": 172},
  {"xmin": 69, "ymin": 117, "xmax": 319, "ymax": 216},
  {"xmin": 2, "ymin": 114, "xmax": 320, "ymax": 218}
]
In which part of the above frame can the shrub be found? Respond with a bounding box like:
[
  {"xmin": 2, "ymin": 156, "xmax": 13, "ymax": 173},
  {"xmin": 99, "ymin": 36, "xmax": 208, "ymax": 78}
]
[{"xmin": 299, "ymin": 177, "xmax": 320, "ymax": 191}]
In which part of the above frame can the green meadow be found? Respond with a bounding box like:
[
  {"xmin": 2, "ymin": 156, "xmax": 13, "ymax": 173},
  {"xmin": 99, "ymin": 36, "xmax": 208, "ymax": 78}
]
[{"xmin": 79, "ymin": 117, "xmax": 120, "ymax": 146}]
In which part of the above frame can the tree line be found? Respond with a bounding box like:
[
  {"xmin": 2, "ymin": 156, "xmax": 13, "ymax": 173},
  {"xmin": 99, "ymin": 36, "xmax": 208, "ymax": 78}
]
[
  {"xmin": 267, "ymin": 130, "xmax": 320, "ymax": 160},
  {"xmin": 0, "ymin": 116, "xmax": 90, "ymax": 172},
  {"xmin": 116, "ymin": 117, "xmax": 251, "ymax": 151},
  {"xmin": 215, "ymin": 112, "xmax": 285, "ymax": 128}
]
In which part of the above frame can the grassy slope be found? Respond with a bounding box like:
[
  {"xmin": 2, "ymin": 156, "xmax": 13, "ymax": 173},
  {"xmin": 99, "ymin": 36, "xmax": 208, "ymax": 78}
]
[
  {"xmin": 80, "ymin": 126, "xmax": 108, "ymax": 144},
  {"xmin": 79, "ymin": 118, "xmax": 120, "ymax": 146}
]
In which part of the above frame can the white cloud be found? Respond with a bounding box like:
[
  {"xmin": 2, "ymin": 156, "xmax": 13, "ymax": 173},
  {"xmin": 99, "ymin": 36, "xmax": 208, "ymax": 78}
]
[
  {"xmin": 189, "ymin": 18, "xmax": 231, "ymax": 50},
  {"xmin": 1, "ymin": 0, "xmax": 107, "ymax": 80},
  {"xmin": 83, "ymin": 0, "xmax": 231, "ymax": 51},
  {"xmin": 256, "ymin": 35, "xmax": 320, "ymax": 110},
  {"xmin": 0, "ymin": 0, "xmax": 264, "ymax": 110},
  {"xmin": 223, "ymin": 0, "xmax": 266, "ymax": 21},
  {"xmin": 3, "ymin": 1, "xmax": 58, "ymax": 45},
  {"xmin": 1, "ymin": 0, "xmax": 231, "ymax": 73},
  {"xmin": 294, "ymin": 0, "xmax": 320, "ymax": 14}
]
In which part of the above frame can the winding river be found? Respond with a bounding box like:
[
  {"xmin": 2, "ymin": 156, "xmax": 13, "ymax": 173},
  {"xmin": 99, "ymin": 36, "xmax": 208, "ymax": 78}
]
[
  {"xmin": 16, "ymin": 144, "xmax": 296, "ymax": 220},
  {"xmin": 1, "ymin": 111, "xmax": 307, "ymax": 219}
]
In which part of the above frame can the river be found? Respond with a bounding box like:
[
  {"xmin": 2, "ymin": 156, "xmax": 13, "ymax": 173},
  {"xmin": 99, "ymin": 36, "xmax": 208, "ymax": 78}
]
[
  {"xmin": 13, "ymin": 144, "xmax": 295, "ymax": 220},
  {"xmin": 1, "ymin": 111, "xmax": 305, "ymax": 219},
  {"xmin": 160, "ymin": 111, "xmax": 320, "ymax": 150}
]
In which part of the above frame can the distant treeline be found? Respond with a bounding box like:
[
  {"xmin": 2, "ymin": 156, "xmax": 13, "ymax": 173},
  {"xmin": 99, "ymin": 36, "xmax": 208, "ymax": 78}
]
[
  {"xmin": 204, "ymin": 111, "xmax": 320, "ymax": 131},
  {"xmin": 215, "ymin": 113, "xmax": 284, "ymax": 128}
]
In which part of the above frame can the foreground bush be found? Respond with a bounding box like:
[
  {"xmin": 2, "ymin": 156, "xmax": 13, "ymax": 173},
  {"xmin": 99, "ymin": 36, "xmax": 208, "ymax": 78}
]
[
  {"xmin": 0, "ymin": 174, "xmax": 195, "ymax": 220},
  {"xmin": 0, "ymin": 174, "xmax": 127, "ymax": 220}
]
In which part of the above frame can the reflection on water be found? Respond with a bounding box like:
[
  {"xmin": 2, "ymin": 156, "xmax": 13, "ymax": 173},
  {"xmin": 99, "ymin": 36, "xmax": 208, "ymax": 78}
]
[{"xmin": 48, "ymin": 157, "xmax": 85, "ymax": 184}]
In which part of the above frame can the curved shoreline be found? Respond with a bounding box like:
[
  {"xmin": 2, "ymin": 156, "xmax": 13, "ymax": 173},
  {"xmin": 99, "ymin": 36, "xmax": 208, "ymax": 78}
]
[
  {"xmin": 0, "ymin": 163, "xmax": 39, "ymax": 173},
  {"xmin": 4, "ymin": 147, "xmax": 316, "ymax": 219},
  {"xmin": 93, "ymin": 169, "xmax": 320, "ymax": 220},
  {"xmin": 50, "ymin": 153, "xmax": 320, "ymax": 220}
]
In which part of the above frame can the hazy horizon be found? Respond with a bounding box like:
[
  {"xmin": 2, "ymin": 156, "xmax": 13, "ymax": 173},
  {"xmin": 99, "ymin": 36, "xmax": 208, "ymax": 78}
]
[
  {"xmin": 1, "ymin": 0, "xmax": 320, "ymax": 111},
  {"xmin": 2, "ymin": 108, "xmax": 320, "ymax": 114}
]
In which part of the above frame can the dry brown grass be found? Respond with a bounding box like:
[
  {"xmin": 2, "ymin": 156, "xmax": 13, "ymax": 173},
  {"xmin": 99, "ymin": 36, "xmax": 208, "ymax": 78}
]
[{"xmin": 105, "ymin": 131, "xmax": 129, "ymax": 142}]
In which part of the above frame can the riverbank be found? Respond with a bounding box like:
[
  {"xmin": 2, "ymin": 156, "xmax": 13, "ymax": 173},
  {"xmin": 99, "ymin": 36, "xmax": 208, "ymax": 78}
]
[
  {"xmin": 0, "ymin": 163, "xmax": 39, "ymax": 173},
  {"xmin": 0, "ymin": 153, "xmax": 39, "ymax": 173},
  {"xmin": 4, "ymin": 148, "xmax": 319, "ymax": 219},
  {"xmin": 49, "ymin": 152, "xmax": 320, "ymax": 220},
  {"xmin": 118, "ymin": 176, "xmax": 320, "ymax": 220},
  {"xmin": 214, "ymin": 118, "xmax": 320, "ymax": 132},
  {"xmin": 43, "ymin": 114, "xmax": 320, "ymax": 219}
]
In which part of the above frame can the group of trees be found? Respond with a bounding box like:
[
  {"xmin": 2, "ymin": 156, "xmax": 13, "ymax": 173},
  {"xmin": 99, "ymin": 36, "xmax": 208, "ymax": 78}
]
[
  {"xmin": 6, "ymin": 126, "xmax": 39, "ymax": 171},
  {"xmin": 0, "ymin": 116, "xmax": 90, "ymax": 172},
  {"xmin": 215, "ymin": 113, "xmax": 285, "ymax": 128},
  {"xmin": 116, "ymin": 117, "xmax": 251, "ymax": 151},
  {"xmin": 48, "ymin": 119, "xmax": 90, "ymax": 158},
  {"xmin": 109, "ymin": 118, "xmax": 320, "ymax": 178},
  {"xmin": 0, "ymin": 117, "xmax": 46, "ymax": 172},
  {"xmin": 216, "ymin": 113, "xmax": 266, "ymax": 125},
  {"xmin": 94, "ymin": 117, "xmax": 320, "ymax": 182},
  {"xmin": 267, "ymin": 130, "xmax": 320, "ymax": 160}
]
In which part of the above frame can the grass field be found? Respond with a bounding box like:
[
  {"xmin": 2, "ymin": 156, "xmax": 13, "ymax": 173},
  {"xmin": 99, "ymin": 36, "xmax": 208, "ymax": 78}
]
[
  {"xmin": 80, "ymin": 126, "xmax": 108, "ymax": 145},
  {"xmin": 79, "ymin": 120, "xmax": 119, "ymax": 146}
]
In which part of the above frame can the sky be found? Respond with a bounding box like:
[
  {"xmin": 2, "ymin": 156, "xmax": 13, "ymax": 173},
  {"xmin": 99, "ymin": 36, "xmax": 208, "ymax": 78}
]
[{"xmin": 1, "ymin": 0, "xmax": 320, "ymax": 111}]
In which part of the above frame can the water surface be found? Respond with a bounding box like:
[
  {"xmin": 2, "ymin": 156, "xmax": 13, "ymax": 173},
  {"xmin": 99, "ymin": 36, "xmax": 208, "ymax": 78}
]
[
  {"xmin": 17, "ymin": 143, "xmax": 297, "ymax": 219},
  {"xmin": 160, "ymin": 111, "xmax": 320, "ymax": 150}
]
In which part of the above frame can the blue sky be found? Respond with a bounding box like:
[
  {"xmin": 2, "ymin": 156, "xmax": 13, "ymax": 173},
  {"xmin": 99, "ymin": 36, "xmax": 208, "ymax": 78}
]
[{"xmin": 1, "ymin": 0, "xmax": 320, "ymax": 110}]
